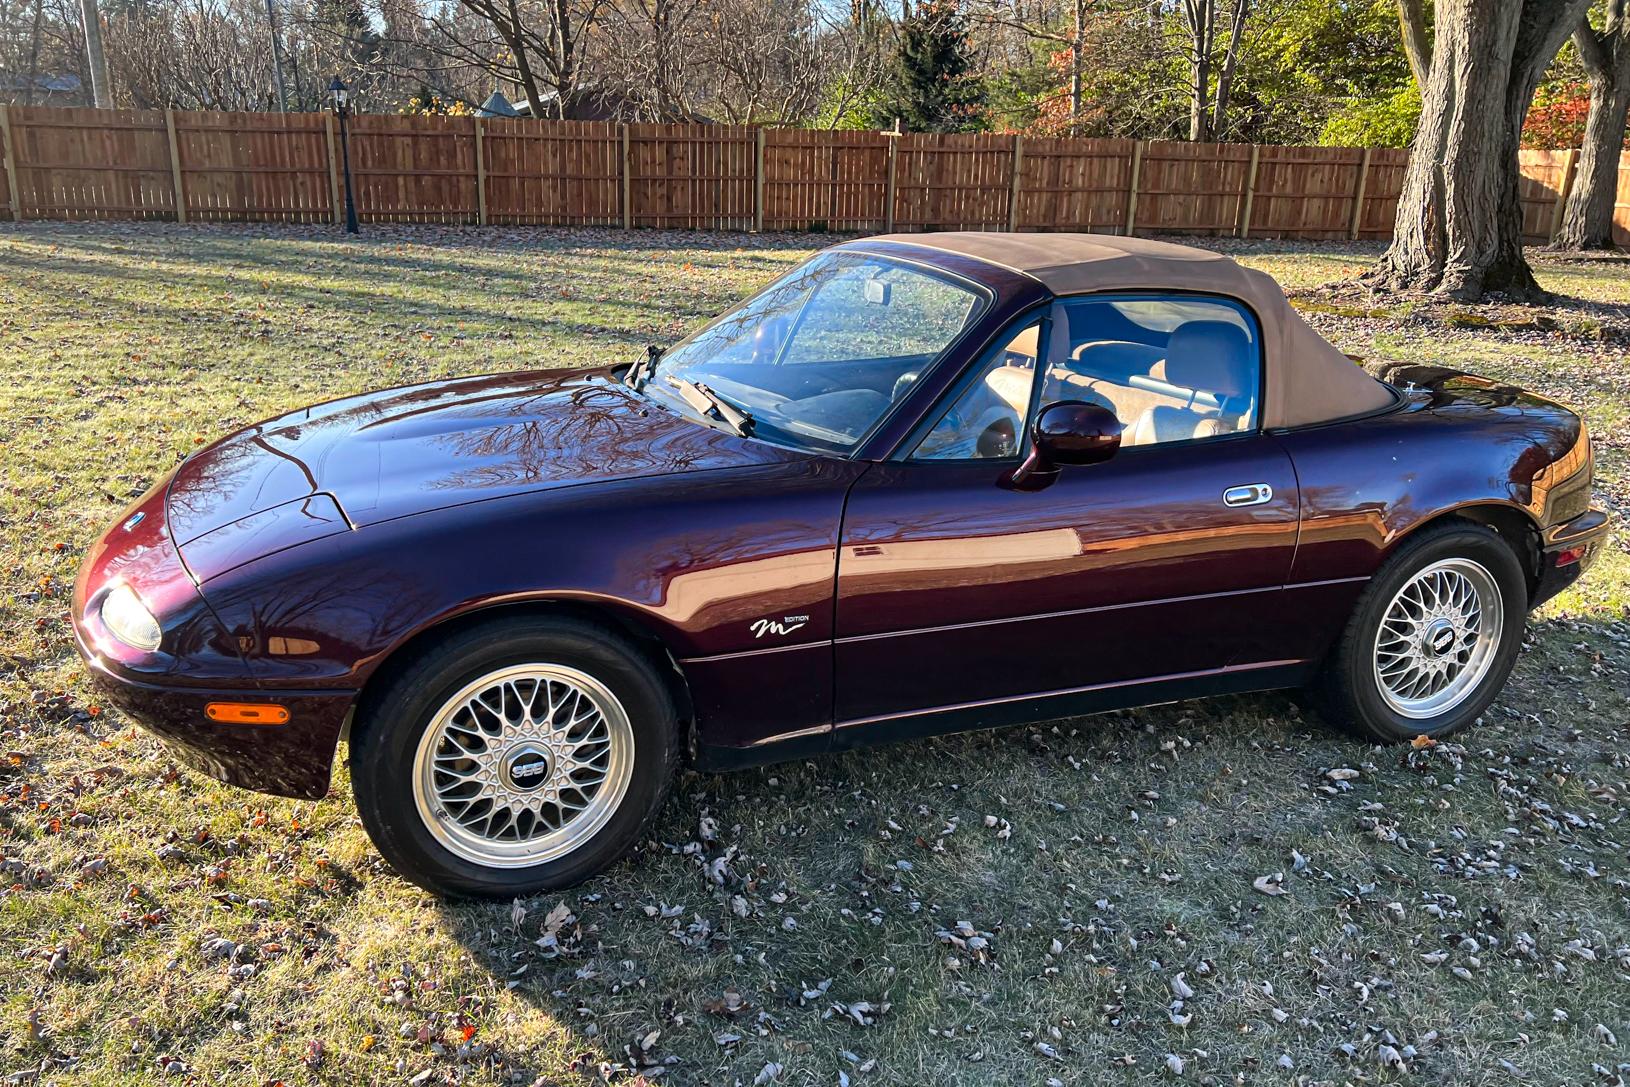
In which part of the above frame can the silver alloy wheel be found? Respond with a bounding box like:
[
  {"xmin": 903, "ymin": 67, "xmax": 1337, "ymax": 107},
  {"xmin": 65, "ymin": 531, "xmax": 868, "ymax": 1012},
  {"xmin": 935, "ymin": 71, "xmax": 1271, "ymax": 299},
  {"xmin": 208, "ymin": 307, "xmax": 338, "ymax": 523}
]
[
  {"xmin": 1372, "ymin": 557, "xmax": 1504, "ymax": 720},
  {"xmin": 411, "ymin": 663, "xmax": 635, "ymax": 868}
]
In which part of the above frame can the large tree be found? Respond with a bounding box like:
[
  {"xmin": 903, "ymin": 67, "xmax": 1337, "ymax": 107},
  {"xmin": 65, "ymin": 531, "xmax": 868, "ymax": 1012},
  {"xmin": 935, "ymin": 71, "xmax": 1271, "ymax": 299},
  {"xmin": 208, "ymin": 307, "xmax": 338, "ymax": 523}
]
[
  {"xmin": 875, "ymin": 0, "xmax": 985, "ymax": 132},
  {"xmin": 1366, "ymin": 0, "xmax": 1594, "ymax": 299},
  {"xmin": 1554, "ymin": 1, "xmax": 1630, "ymax": 249}
]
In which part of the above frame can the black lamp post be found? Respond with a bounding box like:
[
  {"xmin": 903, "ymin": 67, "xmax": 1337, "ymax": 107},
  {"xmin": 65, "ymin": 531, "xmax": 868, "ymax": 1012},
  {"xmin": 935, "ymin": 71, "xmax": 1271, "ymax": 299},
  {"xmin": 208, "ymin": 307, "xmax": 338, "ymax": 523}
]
[{"xmin": 329, "ymin": 76, "xmax": 359, "ymax": 235}]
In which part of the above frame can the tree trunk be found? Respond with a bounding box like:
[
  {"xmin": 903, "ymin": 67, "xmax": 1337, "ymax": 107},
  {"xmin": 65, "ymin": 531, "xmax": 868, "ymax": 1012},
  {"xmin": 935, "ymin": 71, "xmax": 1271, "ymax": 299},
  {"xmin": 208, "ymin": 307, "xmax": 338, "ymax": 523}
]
[
  {"xmin": 1555, "ymin": 9, "xmax": 1630, "ymax": 250},
  {"xmin": 502, "ymin": 0, "xmax": 544, "ymax": 115},
  {"xmin": 1366, "ymin": 0, "xmax": 1592, "ymax": 300},
  {"xmin": 1395, "ymin": 0, "xmax": 1432, "ymax": 87},
  {"xmin": 264, "ymin": 0, "xmax": 289, "ymax": 112},
  {"xmin": 1211, "ymin": 0, "xmax": 1249, "ymax": 139},
  {"xmin": 551, "ymin": 0, "xmax": 576, "ymax": 120},
  {"xmin": 1556, "ymin": 81, "xmax": 1629, "ymax": 249},
  {"xmin": 1185, "ymin": 0, "xmax": 1213, "ymax": 141},
  {"xmin": 1492, "ymin": 0, "xmax": 1599, "ymax": 284},
  {"xmin": 78, "ymin": 0, "xmax": 112, "ymax": 107},
  {"xmin": 24, "ymin": 0, "xmax": 45, "ymax": 105},
  {"xmin": 1070, "ymin": 0, "xmax": 1084, "ymax": 135}
]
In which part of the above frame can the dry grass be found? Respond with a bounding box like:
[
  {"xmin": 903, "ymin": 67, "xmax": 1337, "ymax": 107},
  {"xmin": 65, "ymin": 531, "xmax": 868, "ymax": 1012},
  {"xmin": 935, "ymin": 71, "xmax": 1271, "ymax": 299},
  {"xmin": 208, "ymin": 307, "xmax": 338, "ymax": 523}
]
[{"xmin": 1, "ymin": 223, "xmax": 1627, "ymax": 1087}]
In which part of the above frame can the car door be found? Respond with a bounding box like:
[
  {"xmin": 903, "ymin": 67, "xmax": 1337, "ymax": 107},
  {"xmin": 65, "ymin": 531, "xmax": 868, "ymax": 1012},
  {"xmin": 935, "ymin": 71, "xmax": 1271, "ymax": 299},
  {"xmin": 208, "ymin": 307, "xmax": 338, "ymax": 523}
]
[{"xmin": 832, "ymin": 293, "xmax": 1302, "ymax": 736}]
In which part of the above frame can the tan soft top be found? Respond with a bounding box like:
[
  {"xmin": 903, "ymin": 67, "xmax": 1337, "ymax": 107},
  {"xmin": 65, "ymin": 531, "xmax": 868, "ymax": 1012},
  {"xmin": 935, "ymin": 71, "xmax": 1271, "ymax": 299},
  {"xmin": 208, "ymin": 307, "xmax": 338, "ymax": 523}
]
[{"xmin": 868, "ymin": 231, "xmax": 1395, "ymax": 430}]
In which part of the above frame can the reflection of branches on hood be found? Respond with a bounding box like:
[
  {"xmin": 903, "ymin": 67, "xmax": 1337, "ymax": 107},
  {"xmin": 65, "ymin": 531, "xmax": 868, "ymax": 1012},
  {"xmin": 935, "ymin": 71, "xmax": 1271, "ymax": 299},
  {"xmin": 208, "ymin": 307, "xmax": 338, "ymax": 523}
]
[
  {"xmin": 165, "ymin": 430, "xmax": 269, "ymax": 521},
  {"xmin": 426, "ymin": 384, "xmax": 708, "ymax": 490}
]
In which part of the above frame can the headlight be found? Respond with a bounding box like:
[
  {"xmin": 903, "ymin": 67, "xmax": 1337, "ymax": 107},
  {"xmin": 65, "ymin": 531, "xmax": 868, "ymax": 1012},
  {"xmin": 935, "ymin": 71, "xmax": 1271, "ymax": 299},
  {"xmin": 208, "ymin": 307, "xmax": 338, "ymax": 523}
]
[{"xmin": 100, "ymin": 584, "xmax": 162, "ymax": 651}]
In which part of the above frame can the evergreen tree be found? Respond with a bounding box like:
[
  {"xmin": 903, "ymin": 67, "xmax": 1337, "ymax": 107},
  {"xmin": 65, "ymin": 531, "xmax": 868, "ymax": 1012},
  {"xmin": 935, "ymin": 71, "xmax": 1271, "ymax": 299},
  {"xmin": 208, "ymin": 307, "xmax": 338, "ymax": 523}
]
[{"xmin": 874, "ymin": 0, "xmax": 985, "ymax": 132}]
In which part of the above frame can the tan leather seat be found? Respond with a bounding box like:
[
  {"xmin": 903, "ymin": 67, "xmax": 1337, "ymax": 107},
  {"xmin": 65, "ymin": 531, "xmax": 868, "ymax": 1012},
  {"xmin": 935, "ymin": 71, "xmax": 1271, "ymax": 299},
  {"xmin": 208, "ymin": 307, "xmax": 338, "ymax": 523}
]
[
  {"xmin": 1048, "ymin": 371, "xmax": 1188, "ymax": 434},
  {"xmin": 1127, "ymin": 405, "xmax": 1233, "ymax": 445},
  {"xmin": 1072, "ymin": 339, "xmax": 1165, "ymax": 381},
  {"xmin": 1126, "ymin": 321, "xmax": 1253, "ymax": 445}
]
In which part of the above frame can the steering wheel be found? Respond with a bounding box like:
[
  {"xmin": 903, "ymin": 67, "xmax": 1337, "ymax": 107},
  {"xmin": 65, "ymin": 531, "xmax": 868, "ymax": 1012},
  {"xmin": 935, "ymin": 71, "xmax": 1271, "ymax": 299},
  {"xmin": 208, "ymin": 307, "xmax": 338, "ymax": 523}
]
[{"xmin": 976, "ymin": 417, "xmax": 1018, "ymax": 458}]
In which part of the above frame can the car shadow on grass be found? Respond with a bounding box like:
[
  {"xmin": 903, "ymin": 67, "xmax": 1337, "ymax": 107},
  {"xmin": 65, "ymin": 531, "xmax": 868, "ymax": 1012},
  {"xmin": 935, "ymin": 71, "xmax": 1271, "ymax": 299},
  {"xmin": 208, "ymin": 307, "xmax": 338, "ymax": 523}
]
[
  {"xmin": 405, "ymin": 601, "xmax": 1629, "ymax": 1084},
  {"xmin": 414, "ymin": 687, "xmax": 1332, "ymax": 1082}
]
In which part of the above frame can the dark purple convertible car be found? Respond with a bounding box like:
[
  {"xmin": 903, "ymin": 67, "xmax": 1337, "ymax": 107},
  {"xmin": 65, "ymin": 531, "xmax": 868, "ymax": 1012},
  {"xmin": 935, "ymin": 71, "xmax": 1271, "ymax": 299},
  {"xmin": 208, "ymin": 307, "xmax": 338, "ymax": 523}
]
[{"xmin": 74, "ymin": 233, "xmax": 1606, "ymax": 896}]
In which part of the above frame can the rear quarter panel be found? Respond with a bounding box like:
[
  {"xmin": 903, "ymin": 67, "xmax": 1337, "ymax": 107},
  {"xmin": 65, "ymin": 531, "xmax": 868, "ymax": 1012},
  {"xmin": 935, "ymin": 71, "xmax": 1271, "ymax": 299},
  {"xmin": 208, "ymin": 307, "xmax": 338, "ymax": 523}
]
[{"xmin": 1272, "ymin": 368, "xmax": 1584, "ymax": 661}]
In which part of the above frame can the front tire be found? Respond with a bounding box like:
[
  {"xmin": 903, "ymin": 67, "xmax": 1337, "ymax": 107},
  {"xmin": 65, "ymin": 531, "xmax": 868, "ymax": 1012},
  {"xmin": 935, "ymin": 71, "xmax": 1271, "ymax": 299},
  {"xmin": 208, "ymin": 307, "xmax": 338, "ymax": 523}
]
[
  {"xmin": 349, "ymin": 615, "xmax": 678, "ymax": 898},
  {"xmin": 1315, "ymin": 521, "xmax": 1527, "ymax": 743}
]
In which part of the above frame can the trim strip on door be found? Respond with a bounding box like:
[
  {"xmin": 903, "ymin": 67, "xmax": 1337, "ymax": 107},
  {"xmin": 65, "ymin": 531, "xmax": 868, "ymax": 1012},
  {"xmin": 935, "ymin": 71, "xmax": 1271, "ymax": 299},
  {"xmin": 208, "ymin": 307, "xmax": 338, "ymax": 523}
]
[{"xmin": 678, "ymin": 575, "xmax": 1369, "ymax": 664}]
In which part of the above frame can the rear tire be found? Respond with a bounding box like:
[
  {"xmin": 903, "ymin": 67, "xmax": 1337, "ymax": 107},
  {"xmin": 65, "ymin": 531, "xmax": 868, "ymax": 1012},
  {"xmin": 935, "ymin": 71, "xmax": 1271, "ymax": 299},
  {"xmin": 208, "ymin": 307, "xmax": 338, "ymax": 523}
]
[
  {"xmin": 1314, "ymin": 521, "xmax": 1527, "ymax": 744},
  {"xmin": 349, "ymin": 615, "xmax": 678, "ymax": 898}
]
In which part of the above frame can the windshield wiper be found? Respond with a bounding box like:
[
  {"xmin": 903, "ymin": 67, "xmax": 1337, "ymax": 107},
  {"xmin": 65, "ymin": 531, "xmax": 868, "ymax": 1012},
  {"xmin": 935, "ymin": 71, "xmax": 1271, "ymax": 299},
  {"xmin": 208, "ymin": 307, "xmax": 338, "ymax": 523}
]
[
  {"xmin": 625, "ymin": 344, "xmax": 664, "ymax": 390},
  {"xmin": 665, "ymin": 375, "xmax": 754, "ymax": 437}
]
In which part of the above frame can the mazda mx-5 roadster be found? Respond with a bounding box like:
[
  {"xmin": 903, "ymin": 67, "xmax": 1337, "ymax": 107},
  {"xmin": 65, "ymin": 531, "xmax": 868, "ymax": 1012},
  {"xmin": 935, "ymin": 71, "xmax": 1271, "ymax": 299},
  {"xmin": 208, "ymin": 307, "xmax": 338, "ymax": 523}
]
[{"xmin": 73, "ymin": 232, "xmax": 1607, "ymax": 897}]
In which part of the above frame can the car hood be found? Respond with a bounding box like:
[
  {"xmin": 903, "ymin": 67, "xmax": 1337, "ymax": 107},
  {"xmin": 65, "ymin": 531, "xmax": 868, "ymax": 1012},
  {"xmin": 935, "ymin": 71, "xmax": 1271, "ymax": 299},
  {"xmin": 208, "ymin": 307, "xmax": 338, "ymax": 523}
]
[{"xmin": 165, "ymin": 368, "xmax": 805, "ymax": 575}]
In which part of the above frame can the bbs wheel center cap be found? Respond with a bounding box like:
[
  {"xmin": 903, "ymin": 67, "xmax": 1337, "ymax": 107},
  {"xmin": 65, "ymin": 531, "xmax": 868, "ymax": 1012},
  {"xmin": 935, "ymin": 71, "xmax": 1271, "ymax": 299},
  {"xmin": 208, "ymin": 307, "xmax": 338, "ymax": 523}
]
[
  {"xmin": 502, "ymin": 745, "xmax": 553, "ymax": 792},
  {"xmin": 1423, "ymin": 618, "xmax": 1456, "ymax": 657}
]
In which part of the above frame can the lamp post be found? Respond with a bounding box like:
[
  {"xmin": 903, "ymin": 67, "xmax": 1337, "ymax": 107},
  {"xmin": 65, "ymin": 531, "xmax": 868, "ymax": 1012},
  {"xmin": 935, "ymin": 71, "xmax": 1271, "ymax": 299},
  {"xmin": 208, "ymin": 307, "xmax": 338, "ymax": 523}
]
[{"xmin": 329, "ymin": 76, "xmax": 358, "ymax": 235}]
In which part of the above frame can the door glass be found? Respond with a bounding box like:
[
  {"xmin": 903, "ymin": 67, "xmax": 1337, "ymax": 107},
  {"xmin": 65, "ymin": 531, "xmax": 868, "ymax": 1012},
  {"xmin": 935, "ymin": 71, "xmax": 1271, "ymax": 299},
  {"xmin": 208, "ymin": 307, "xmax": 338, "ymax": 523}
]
[
  {"xmin": 1045, "ymin": 296, "xmax": 1261, "ymax": 446},
  {"xmin": 913, "ymin": 320, "xmax": 1041, "ymax": 461}
]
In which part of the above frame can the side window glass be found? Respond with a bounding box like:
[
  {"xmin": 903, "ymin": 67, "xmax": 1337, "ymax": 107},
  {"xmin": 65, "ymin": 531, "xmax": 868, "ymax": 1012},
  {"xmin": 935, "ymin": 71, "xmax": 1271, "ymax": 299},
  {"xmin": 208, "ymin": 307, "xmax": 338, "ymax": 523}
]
[
  {"xmin": 912, "ymin": 320, "xmax": 1040, "ymax": 461},
  {"xmin": 1043, "ymin": 296, "xmax": 1260, "ymax": 447}
]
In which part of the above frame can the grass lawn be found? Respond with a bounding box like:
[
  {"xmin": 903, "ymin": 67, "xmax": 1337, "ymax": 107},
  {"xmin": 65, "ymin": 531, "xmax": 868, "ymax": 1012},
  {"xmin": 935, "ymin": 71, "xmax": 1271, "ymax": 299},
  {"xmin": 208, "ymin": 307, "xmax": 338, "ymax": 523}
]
[{"xmin": 1, "ymin": 222, "xmax": 1628, "ymax": 1087}]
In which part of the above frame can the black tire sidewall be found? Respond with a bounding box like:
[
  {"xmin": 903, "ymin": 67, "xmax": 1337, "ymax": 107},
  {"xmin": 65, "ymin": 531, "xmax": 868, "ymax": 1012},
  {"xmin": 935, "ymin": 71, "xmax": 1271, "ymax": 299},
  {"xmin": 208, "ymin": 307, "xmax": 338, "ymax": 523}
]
[
  {"xmin": 1329, "ymin": 524, "xmax": 1527, "ymax": 742},
  {"xmin": 349, "ymin": 616, "xmax": 677, "ymax": 898}
]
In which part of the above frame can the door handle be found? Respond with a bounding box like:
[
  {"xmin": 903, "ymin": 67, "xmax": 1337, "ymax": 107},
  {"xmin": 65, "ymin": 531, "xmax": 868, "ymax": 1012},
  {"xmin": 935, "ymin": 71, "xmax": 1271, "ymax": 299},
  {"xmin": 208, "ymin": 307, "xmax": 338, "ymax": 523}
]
[{"xmin": 1222, "ymin": 483, "xmax": 1274, "ymax": 507}]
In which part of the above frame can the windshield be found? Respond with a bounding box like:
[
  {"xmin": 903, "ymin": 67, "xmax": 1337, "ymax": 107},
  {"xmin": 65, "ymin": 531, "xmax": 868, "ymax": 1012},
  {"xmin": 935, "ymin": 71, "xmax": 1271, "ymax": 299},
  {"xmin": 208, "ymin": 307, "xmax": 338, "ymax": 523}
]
[{"xmin": 642, "ymin": 251, "xmax": 987, "ymax": 454}]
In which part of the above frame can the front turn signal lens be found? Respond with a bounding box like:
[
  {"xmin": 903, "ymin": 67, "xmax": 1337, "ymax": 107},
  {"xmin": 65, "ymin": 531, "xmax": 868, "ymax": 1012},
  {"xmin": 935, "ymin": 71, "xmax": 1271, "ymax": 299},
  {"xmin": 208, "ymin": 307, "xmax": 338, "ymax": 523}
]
[
  {"xmin": 100, "ymin": 584, "xmax": 162, "ymax": 652},
  {"xmin": 205, "ymin": 703, "xmax": 290, "ymax": 725}
]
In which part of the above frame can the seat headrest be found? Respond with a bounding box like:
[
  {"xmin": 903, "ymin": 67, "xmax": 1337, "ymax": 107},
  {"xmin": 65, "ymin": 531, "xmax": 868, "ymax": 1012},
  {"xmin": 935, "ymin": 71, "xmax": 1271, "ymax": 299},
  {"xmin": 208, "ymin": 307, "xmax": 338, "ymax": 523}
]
[{"xmin": 1163, "ymin": 320, "xmax": 1253, "ymax": 397}]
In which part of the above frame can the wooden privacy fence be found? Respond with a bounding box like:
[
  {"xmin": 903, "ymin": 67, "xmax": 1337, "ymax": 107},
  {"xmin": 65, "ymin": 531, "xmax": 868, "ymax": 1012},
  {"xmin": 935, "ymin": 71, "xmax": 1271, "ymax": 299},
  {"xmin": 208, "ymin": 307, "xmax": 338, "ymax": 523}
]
[{"xmin": 2, "ymin": 105, "xmax": 1627, "ymax": 245}]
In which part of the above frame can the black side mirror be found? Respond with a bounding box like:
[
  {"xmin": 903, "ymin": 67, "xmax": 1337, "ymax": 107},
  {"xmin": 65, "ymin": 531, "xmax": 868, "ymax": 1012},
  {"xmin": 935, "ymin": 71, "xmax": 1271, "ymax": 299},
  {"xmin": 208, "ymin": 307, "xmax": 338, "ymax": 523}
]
[{"xmin": 1005, "ymin": 400, "xmax": 1122, "ymax": 490}]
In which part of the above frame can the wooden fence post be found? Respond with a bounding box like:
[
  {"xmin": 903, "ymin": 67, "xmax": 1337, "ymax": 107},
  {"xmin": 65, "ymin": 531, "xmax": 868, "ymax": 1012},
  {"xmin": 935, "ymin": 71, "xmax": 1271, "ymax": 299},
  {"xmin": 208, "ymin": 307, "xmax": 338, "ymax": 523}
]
[
  {"xmin": 1347, "ymin": 147, "xmax": 1372, "ymax": 240},
  {"xmin": 325, "ymin": 113, "xmax": 342, "ymax": 226},
  {"xmin": 164, "ymin": 108, "xmax": 187, "ymax": 224},
  {"xmin": 1124, "ymin": 140, "xmax": 1145, "ymax": 236},
  {"xmin": 884, "ymin": 134, "xmax": 898, "ymax": 233},
  {"xmin": 621, "ymin": 124, "xmax": 632, "ymax": 230},
  {"xmin": 1007, "ymin": 134, "xmax": 1023, "ymax": 232},
  {"xmin": 473, "ymin": 118, "xmax": 488, "ymax": 226},
  {"xmin": 1549, "ymin": 148, "xmax": 1579, "ymax": 242},
  {"xmin": 754, "ymin": 127, "xmax": 766, "ymax": 233},
  {"xmin": 0, "ymin": 105, "xmax": 21, "ymax": 222},
  {"xmin": 1238, "ymin": 144, "xmax": 1260, "ymax": 239}
]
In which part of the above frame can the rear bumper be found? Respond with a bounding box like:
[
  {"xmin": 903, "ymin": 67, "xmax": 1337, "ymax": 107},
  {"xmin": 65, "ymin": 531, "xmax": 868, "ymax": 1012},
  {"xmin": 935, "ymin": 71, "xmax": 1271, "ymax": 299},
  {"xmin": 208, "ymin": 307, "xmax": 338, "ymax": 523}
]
[
  {"xmin": 79, "ymin": 643, "xmax": 353, "ymax": 800},
  {"xmin": 1532, "ymin": 508, "xmax": 1610, "ymax": 610}
]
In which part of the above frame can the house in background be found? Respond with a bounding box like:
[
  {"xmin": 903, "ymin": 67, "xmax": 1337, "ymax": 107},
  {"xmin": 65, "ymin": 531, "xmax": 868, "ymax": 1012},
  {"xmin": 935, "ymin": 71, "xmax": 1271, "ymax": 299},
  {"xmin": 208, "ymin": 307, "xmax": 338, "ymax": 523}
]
[
  {"xmin": 476, "ymin": 91, "xmax": 521, "ymax": 118},
  {"xmin": 489, "ymin": 84, "xmax": 712, "ymax": 124},
  {"xmin": 0, "ymin": 72, "xmax": 84, "ymax": 106}
]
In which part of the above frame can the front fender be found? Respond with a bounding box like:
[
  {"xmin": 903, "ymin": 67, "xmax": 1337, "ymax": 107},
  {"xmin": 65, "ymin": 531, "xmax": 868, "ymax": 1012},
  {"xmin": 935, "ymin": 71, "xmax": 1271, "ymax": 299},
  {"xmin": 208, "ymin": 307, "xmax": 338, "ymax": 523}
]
[{"xmin": 197, "ymin": 460, "xmax": 863, "ymax": 758}]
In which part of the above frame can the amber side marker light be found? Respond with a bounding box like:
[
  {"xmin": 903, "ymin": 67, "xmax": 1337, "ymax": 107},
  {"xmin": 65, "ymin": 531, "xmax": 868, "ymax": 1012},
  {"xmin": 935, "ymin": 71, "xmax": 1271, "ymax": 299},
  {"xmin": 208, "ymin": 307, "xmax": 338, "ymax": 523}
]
[{"xmin": 205, "ymin": 703, "xmax": 290, "ymax": 725}]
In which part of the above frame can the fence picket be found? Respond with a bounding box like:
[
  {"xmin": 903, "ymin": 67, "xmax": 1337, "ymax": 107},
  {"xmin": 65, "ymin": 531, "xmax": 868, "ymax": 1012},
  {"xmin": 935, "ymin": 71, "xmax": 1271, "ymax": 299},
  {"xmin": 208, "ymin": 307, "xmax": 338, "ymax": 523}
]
[{"xmin": 0, "ymin": 105, "xmax": 20, "ymax": 220}]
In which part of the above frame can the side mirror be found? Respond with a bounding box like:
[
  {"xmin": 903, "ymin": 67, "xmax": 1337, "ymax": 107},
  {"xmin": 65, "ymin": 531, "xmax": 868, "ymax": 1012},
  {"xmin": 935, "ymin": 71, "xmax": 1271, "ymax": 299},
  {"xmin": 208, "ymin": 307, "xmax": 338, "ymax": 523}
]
[{"xmin": 1004, "ymin": 400, "xmax": 1122, "ymax": 491}]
